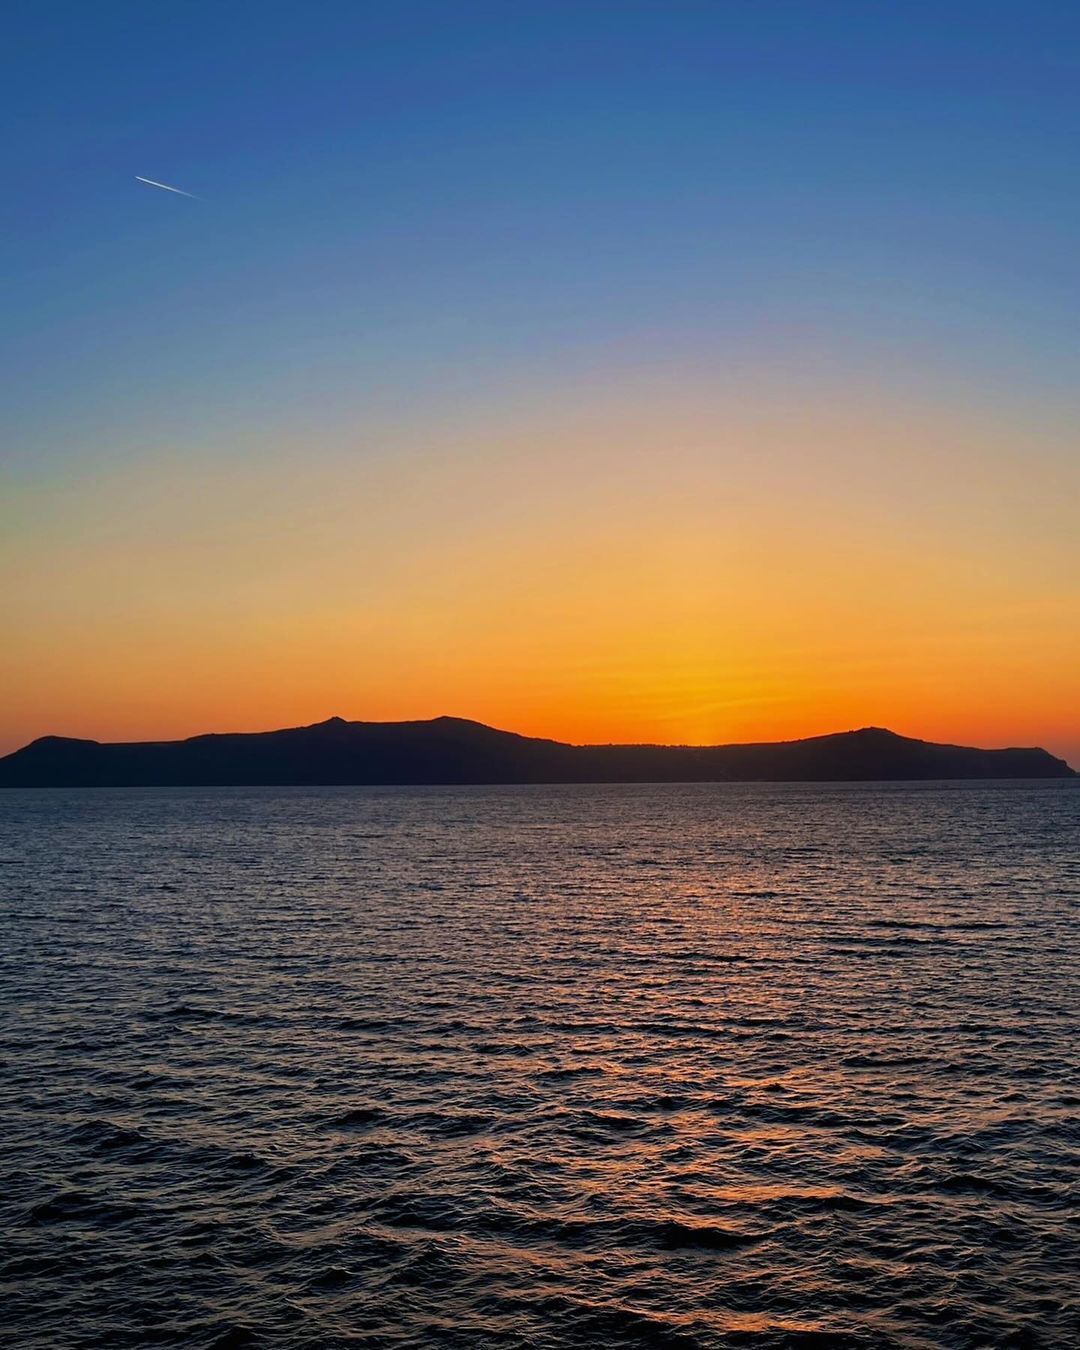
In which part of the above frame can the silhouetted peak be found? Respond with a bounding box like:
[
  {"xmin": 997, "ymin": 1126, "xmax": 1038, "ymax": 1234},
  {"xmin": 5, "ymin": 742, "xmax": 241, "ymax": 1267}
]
[
  {"xmin": 304, "ymin": 716, "xmax": 352, "ymax": 733},
  {"xmin": 26, "ymin": 734, "xmax": 101, "ymax": 749}
]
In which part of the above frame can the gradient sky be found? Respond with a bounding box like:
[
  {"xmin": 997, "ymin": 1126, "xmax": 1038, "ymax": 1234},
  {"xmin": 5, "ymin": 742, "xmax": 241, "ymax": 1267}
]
[{"xmin": 3, "ymin": 2, "xmax": 1079, "ymax": 764}]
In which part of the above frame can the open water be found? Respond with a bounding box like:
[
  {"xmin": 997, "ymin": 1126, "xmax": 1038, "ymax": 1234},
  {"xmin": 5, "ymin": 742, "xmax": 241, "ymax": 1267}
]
[{"xmin": 0, "ymin": 782, "xmax": 1077, "ymax": 1349}]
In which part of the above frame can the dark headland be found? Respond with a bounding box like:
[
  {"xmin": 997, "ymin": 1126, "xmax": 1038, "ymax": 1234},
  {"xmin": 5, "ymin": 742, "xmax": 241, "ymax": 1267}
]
[{"xmin": 0, "ymin": 717, "xmax": 1073, "ymax": 786}]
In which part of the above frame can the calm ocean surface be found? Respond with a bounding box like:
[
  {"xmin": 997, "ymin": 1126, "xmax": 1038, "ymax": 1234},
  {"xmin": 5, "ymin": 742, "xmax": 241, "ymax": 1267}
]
[{"xmin": 1, "ymin": 783, "xmax": 1077, "ymax": 1350}]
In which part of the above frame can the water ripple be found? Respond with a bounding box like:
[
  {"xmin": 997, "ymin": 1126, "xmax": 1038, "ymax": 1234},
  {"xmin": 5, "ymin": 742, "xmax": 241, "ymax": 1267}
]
[{"xmin": 0, "ymin": 781, "xmax": 1077, "ymax": 1348}]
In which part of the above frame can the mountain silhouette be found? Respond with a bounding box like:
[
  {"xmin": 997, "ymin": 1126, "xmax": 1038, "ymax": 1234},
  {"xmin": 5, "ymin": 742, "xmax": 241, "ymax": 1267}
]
[{"xmin": 0, "ymin": 717, "xmax": 1073, "ymax": 786}]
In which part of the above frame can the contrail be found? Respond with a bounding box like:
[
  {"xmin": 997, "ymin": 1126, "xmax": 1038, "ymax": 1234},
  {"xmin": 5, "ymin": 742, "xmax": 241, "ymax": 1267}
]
[{"xmin": 135, "ymin": 175, "xmax": 199, "ymax": 199}]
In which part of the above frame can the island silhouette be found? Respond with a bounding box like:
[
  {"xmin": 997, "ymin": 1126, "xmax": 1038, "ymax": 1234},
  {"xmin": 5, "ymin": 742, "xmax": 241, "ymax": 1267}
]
[{"xmin": 0, "ymin": 717, "xmax": 1073, "ymax": 786}]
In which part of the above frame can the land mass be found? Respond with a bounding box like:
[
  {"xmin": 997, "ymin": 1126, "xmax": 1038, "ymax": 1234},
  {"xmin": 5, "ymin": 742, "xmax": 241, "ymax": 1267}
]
[{"xmin": 0, "ymin": 717, "xmax": 1073, "ymax": 786}]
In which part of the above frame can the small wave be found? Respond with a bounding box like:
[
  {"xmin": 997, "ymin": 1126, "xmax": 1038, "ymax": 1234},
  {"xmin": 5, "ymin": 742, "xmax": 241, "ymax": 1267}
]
[
  {"xmin": 534, "ymin": 1063, "xmax": 602, "ymax": 1081},
  {"xmin": 930, "ymin": 1171, "xmax": 1022, "ymax": 1200},
  {"xmin": 510, "ymin": 1293, "xmax": 710, "ymax": 1348},
  {"xmin": 331, "ymin": 1105, "xmax": 386, "ymax": 1127},
  {"xmin": 334, "ymin": 1015, "xmax": 402, "ymax": 1033},
  {"xmin": 24, "ymin": 1189, "xmax": 140, "ymax": 1227},
  {"xmin": 840, "ymin": 1053, "xmax": 930, "ymax": 1070},
  {"xmin": 65, "ymin": 1118, "xmax": 152, "ymax": 1153},
  {"xmin": 642, "ymin": 1217, "xmax": 761, "ymax": 1251},
  {"xmin": 206, "ymin": 1327, "xmax": 258, "ymax": 1350},
  {"xmin": 371, "ymin": 1191, "xmax": 462, "ymax": 1232},
  {"xmin": 303, "ymin": 1264, "xmax": 354, "ymax": 1291},
  {"xmin": 408, "ymin": 1109, "xmax": 497, "ymax": 1139},
  {"xmin": 735, "ymin": 1101, "xmax": 854, "ymax": 1129}
]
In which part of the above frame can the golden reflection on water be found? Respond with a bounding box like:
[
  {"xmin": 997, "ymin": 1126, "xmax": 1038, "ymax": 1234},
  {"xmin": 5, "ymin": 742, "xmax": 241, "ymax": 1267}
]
[{"xmin": 1, "ymin": 781, "xmax": 1076, "ymax": 1348}]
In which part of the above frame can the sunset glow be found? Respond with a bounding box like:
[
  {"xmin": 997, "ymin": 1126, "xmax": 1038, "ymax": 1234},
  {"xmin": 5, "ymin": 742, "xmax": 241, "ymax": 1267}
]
[
  {"xmin": 4, "ymin": 4, "xmax": 1078, "ymax": 764},
  {"xmin": 4, "ymin": 373, "xmax": 1076, "ymax": 761}
]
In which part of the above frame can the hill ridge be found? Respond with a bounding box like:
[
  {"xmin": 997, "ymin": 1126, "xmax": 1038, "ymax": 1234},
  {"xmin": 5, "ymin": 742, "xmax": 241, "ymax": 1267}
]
[{"xmin": 0, "ymin": 718, "xmax": 1072, "ymax": 787}]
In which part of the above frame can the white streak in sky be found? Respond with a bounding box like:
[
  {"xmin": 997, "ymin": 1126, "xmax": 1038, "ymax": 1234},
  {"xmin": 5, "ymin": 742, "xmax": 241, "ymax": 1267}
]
[{"xmin": 135, "ymin": 176, "xmax": 199, "ymax": 199}]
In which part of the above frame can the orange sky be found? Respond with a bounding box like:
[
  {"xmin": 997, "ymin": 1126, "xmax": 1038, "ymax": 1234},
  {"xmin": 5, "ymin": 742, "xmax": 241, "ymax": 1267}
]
[{"xmin": 3, "ymin": 372, "xmax": 1078, "ymax": 766}]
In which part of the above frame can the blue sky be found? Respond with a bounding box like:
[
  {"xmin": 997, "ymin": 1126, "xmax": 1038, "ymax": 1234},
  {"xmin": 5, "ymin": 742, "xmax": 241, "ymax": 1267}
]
[{"xmin": 5, "ymin": 1, "xmax": 1079, "ymax": 470}]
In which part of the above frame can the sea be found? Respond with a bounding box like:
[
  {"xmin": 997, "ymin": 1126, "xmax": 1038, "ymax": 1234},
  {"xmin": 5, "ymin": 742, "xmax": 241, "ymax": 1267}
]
[{"xmin": 0, "ymin": 782, "xmax": 1077, "ymax": 1350}]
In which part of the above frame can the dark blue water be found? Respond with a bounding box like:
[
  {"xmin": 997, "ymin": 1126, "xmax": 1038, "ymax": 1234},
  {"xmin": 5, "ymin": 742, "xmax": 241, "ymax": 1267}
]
[{"xmin": 1, "ymin": 782, "xmax": 1077, "ymax": 1349}]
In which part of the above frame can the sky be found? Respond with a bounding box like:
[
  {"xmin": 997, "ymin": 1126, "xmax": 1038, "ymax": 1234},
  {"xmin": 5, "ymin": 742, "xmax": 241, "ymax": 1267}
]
[{"xmin": 2, "ymin": 1, "xmax": 1078, "ymax": 764}]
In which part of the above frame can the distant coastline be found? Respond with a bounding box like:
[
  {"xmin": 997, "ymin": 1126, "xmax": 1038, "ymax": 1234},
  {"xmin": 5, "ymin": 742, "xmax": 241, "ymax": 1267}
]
[{"xmin": 0, "ymin": 717, "xmax": 1073, "ymax": 787}]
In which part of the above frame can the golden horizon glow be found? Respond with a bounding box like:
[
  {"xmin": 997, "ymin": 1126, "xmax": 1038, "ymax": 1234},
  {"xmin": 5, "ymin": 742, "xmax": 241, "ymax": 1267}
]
[{"xmin": 3, "ymin": 372, "xmax": 1078, "ymax": 765}]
